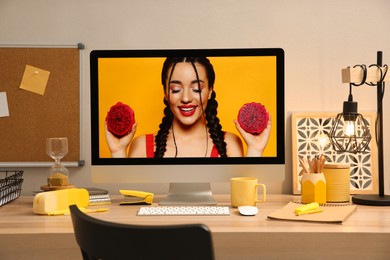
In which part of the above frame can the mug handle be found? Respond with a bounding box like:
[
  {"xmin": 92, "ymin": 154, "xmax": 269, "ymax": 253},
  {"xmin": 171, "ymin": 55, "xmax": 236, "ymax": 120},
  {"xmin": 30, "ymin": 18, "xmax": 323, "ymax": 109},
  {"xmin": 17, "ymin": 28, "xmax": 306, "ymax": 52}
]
[{"xmin": 255, "ymin": 183, "xmax": 267, "ymax": 203}]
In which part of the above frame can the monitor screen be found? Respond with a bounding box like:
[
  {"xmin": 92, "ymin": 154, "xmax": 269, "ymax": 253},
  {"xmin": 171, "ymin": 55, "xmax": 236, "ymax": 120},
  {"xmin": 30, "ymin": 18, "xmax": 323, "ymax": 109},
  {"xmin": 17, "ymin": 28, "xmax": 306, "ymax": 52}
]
[
  {"xmin": 90, "ymin": 48, "xmax": 285, "ymax": 204},
  {"xmin": 91, "ymin": 48, "xmax": 284, "ymax": 164}
]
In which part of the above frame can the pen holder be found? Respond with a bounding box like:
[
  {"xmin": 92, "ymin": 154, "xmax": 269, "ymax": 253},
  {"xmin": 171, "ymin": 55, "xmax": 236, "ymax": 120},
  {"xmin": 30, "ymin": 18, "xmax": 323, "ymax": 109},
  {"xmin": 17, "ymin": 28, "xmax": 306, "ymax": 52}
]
[{"xmin": 301, "ymin": 172, "xmax": 326, "ymax": 204}]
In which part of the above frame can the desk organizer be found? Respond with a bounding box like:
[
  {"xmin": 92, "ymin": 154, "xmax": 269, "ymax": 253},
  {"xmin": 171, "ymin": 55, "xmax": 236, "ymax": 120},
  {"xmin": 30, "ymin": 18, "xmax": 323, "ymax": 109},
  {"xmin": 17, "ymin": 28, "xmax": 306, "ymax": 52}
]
[
  {"xmin": 323, "ymin": 164, "xmax": 350, "ymax": 202},
  {"xmin": 301, "ymin": 172, "xmax": 326, "ymax": 204},
  {"xmin": 0, "ymin": 170, "xmax": 24, "ymax": 207}
]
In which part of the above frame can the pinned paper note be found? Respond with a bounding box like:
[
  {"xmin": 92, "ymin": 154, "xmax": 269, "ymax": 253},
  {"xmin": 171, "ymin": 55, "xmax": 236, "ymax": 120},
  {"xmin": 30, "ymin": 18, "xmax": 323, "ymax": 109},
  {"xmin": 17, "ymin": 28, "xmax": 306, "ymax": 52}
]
[
  {"xmin": 19, "ymin": 65, "xmax": 50, "ymax": 95},
  {"xmin": 0, "ymin": 92, "xmax": 10, "ymax": 117}
]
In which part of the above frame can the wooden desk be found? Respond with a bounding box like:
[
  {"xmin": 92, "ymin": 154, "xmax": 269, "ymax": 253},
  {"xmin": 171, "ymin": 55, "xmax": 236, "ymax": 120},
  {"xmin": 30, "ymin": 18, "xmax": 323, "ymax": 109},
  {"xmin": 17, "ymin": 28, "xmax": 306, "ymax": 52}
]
[{"xmin": 0, "ymin": 194, "xmax": 389, "ymax": 260}]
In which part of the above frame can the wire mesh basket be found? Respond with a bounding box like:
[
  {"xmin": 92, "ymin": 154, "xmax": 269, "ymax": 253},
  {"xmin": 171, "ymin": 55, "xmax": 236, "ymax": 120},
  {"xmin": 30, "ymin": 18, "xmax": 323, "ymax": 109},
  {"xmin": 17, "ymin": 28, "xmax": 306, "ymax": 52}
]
[{"xmin": 0, "ymin": 170, "xmax": 24, "ymax": 207}]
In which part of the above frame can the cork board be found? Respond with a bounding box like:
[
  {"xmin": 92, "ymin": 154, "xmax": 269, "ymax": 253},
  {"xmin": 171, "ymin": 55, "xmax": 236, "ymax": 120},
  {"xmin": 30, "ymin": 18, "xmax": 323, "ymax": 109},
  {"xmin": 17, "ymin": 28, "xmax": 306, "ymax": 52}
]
[{"xmin": 0, "ymin": 46, "xmax": 81, "ymax": 164}]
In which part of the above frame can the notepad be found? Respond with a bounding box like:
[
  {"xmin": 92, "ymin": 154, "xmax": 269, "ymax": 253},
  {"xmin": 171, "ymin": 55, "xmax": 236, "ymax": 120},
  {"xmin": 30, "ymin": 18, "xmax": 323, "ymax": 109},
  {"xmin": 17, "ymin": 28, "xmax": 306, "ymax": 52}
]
[
  {"xmin": 85, "ymin": 187, "xmax": 111, "ymax": 205},
  {"xmin": 267, "ymin": 202, "xmax": 357, "ymax": 224}
]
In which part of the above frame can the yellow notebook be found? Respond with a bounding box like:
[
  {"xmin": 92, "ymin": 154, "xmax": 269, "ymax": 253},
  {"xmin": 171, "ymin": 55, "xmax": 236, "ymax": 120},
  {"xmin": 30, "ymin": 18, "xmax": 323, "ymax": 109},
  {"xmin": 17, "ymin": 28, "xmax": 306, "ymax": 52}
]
[{"xmin": 267, "ymin": 202, "xmax": 357, "ymax": 224}]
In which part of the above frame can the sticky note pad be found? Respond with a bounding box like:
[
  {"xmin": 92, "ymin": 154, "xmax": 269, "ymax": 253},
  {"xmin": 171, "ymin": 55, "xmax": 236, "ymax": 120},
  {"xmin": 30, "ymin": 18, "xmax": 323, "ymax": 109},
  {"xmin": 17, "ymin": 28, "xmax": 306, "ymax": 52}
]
[{"xmin": 20, "ymin": 65, "xmax": 50, "ymax": 95}]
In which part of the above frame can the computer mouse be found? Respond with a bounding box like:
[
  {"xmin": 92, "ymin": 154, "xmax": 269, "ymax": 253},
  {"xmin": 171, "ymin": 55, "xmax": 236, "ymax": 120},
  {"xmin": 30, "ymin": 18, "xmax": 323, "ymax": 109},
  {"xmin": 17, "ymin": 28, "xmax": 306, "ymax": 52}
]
[{"xmin": 238, "ymin": 206, "xmax": 259, "ymax": 216}]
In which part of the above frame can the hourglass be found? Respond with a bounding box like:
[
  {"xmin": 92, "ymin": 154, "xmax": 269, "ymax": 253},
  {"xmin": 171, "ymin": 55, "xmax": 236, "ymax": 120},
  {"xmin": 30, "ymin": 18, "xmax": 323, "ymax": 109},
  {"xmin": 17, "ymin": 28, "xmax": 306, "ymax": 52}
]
[{"xmin": 46, "ymin": 137, "xmax": 70, "ymax": 187}]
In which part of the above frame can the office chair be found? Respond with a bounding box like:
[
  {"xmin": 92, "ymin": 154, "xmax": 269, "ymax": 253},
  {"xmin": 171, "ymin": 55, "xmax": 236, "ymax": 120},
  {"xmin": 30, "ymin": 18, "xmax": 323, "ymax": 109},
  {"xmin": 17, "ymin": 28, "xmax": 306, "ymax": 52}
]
[{"xmin": 69, "ymin": 205, "xmax": 215, "ymax": 260}]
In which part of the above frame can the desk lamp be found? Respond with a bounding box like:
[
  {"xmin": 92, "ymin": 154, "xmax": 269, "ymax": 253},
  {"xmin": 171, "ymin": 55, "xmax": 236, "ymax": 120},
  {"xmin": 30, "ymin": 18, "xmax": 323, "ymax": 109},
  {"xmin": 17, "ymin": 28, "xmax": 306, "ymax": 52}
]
[
  {"xmin": 328, "ymin": 68, "xmax": 371, "ymax": 153},
  {"xmin": 329, "ymin": 51, "xmax": 390, "ymax": 206}
]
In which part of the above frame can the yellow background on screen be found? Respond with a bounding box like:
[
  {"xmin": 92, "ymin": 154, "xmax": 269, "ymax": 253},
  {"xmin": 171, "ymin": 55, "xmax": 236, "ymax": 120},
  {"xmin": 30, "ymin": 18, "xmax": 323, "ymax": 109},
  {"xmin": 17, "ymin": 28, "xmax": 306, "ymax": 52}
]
[{"xmin": 98, "ymin": 56, "xmax": 277, "ymax": 158}]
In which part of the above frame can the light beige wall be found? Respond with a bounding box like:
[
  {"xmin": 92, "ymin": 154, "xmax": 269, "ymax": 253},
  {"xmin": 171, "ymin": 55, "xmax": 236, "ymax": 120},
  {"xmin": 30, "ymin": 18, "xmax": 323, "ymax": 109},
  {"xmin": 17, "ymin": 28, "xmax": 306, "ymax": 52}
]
[{"xmin": 1, "ymin": 0, "xmax": 389, "ymax": 195}]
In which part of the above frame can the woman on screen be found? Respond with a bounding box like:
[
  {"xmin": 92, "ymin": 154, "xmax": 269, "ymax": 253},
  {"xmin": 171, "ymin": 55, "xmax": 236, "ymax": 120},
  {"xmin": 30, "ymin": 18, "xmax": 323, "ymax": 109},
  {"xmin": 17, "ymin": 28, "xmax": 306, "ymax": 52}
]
[{"xmin": 105, "ymin": 56, "xmax": 271, "ymax": 158}]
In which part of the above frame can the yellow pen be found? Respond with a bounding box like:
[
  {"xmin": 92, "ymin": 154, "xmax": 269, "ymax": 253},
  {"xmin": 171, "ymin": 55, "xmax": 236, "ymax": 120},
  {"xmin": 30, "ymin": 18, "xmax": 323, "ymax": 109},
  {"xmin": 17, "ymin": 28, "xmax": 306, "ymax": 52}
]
[
  {"xmin": 81, "ymin": 208, "xmax": 109, "ymax": 214},
  {"xmin": 47, "ymin": 209, "xmax": 70, "ymax": 216},
  {"xmin": 48, "ymin": 208, "xmax": 108, "ymax": 216},
  {"xmin": 65, "ymin": 207, "xmax": 109, "ymax": 215}
]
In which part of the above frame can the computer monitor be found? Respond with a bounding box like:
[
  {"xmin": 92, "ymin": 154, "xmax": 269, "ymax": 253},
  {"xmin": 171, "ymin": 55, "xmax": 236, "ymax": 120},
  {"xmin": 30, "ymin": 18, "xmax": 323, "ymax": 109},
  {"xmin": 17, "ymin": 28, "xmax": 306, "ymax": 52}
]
[{"xmin": 90, "ymin": 48, "xmax": 285, "ymax": 205}]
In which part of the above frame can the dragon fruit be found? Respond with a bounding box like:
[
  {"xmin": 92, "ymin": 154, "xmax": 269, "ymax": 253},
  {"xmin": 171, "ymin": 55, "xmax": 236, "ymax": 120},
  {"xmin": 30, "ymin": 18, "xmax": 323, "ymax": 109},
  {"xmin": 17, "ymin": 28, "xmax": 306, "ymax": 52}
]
[
  {"xmin": 106, "ymin": 102, "xmax": 135, "ymax": 137},
  {"xmin": 237, "ymin": 102, "xmax": 269, "ymax": 134}
]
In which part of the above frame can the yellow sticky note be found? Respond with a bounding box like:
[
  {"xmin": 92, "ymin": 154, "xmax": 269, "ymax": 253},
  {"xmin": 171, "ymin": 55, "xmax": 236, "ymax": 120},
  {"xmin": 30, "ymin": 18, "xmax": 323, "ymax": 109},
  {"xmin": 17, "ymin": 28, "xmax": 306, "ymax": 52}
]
[{"xmin": 19, "ymin": 65, "xmax": 50, "ymax": 95}]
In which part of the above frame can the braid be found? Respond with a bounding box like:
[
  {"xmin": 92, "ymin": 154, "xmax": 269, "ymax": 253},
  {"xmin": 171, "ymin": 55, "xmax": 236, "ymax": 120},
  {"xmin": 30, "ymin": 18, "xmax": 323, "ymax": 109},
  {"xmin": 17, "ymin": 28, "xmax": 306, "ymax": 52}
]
[
  {"xmin": 206, "ymin": 91, "xmax": 227, "ymax": 157},
  {"xmin": 158, "ymin": 56, "xmax": 227, "ymax": 158},
  {"xmin": 154, "ymin": 99, "xmax": 173, "ymax": 158}
]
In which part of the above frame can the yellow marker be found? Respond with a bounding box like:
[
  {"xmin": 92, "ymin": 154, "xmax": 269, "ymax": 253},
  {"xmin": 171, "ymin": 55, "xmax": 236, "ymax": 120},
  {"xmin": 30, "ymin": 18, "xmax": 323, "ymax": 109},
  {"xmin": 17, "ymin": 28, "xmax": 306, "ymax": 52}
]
[
  {"xmin": 295, "ymin": 208, "xmax": 323, "ymax": 216},
  {"xmin": 294, "ymin": 202, "xmax": 321, "ymax": 215}
]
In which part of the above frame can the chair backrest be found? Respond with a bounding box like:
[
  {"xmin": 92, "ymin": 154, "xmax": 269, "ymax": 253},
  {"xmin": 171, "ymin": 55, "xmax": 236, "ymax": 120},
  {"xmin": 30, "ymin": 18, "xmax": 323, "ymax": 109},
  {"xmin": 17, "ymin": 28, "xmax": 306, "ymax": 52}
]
[{"xmin": 69, "ymin": 205, "xmax": 215, "ymax": 260}]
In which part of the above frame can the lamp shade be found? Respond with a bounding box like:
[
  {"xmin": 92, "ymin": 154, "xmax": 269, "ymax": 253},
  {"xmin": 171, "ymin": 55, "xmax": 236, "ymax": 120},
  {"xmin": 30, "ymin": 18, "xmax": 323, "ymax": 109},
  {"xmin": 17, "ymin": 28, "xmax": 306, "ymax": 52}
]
[{"xmin": 328, "ymin": 112, "xmax": 371, "ymax": 153}]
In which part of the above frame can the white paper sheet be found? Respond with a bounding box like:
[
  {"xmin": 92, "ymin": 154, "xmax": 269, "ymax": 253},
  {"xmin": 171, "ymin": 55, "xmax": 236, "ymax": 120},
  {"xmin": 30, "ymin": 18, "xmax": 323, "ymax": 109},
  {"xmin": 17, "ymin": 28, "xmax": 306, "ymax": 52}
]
[{"xmin": 0, "ymin": 92, "xmax": 10, "ymax": 117}]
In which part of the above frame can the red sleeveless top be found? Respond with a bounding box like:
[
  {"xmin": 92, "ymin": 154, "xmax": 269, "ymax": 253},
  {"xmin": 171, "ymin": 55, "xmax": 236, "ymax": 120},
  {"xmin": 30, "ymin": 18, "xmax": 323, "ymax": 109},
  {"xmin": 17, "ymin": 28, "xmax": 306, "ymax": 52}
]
[{"xmin": 145, "ymin": 134, "xmax": 219, "ymax": 158}]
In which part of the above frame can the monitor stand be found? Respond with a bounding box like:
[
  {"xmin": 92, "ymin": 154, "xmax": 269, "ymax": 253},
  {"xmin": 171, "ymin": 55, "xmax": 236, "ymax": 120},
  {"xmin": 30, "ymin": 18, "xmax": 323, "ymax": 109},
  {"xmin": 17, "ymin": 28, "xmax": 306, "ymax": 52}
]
[{"xmin": 159, "ymin": 183, "xmax": 217, "ymax": 205}]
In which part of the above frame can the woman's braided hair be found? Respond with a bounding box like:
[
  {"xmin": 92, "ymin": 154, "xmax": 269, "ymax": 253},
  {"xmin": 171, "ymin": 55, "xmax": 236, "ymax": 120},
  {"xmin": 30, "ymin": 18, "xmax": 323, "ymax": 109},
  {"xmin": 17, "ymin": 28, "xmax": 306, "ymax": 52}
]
[{"xmin": 154, "ymin": 57, "xmax": 227, "ymax": 158}]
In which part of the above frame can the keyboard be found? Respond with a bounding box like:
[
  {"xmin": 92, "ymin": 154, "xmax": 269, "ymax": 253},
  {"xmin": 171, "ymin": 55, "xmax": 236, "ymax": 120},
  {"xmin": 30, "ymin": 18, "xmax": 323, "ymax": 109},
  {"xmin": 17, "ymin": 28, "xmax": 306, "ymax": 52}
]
[{"xmin": 137, "ymin": 206, "xmax": 230, "ymax": 216}]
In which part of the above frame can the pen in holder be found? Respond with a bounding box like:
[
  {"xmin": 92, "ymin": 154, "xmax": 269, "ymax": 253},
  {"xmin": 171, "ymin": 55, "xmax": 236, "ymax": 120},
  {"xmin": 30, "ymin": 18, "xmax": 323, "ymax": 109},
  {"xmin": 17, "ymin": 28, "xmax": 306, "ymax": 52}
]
[{"xmin": 299, "ymin": 155, "xmax": 327, "ymax": 204}]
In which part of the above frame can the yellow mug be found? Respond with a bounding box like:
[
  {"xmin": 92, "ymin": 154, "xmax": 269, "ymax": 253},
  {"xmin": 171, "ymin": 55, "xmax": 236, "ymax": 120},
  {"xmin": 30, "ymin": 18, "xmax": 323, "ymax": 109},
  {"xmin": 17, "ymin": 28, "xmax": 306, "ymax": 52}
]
[{"xmin": 230, "ymin": 177, "xmax": 266, "ymax": 207}]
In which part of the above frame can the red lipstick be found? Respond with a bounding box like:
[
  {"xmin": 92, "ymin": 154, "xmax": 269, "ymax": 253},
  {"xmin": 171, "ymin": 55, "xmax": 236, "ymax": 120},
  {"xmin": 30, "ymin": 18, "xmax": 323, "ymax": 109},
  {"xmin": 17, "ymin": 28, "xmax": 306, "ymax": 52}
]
[{"xmin": 178, "ymin": 105, "xmax": 196, "ymax": 117}]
